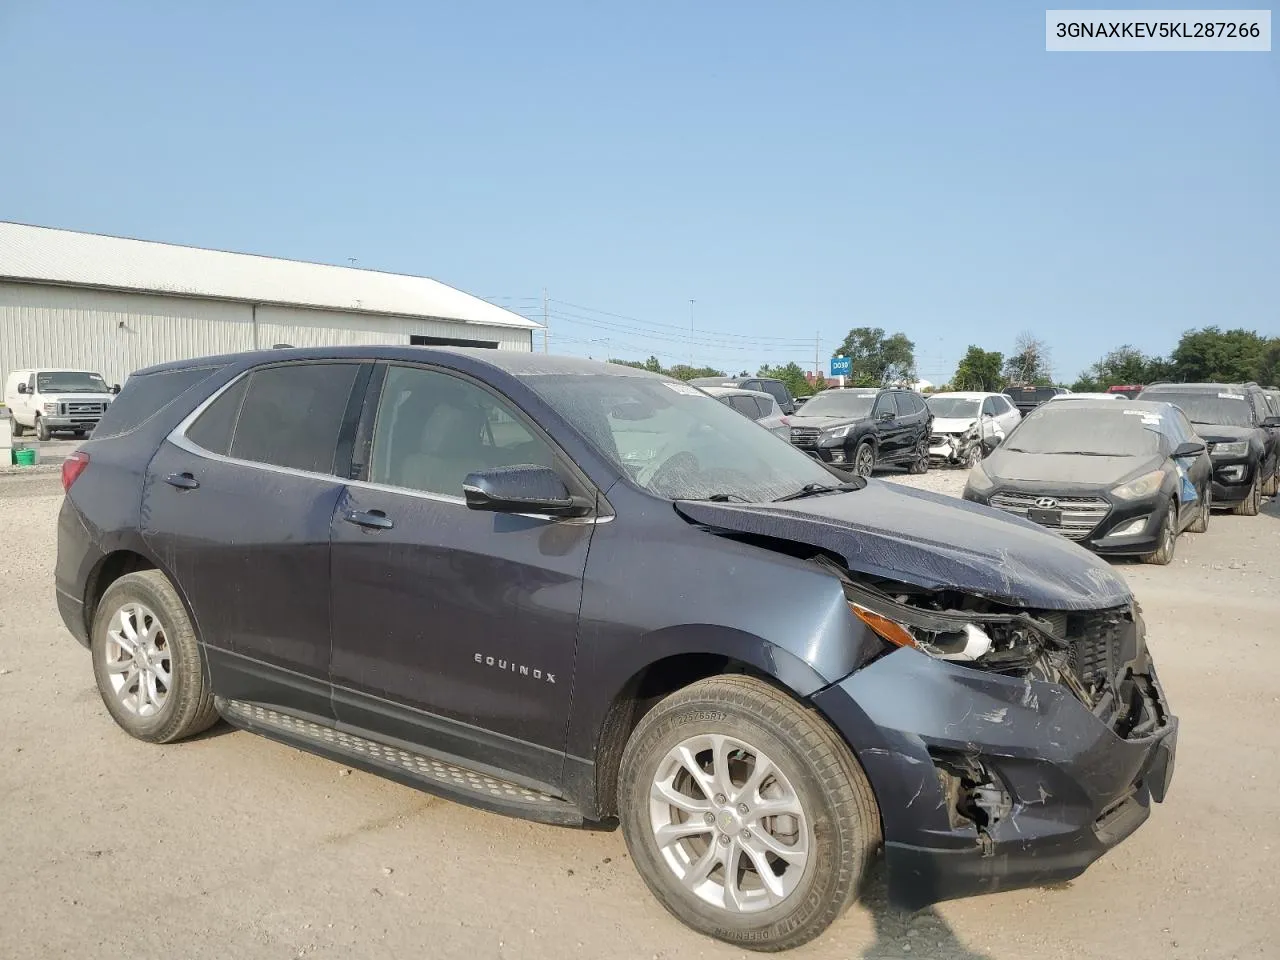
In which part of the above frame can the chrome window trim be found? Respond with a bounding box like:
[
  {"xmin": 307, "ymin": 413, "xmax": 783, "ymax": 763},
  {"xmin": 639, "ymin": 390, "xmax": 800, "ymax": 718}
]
[{"xmin": 169, "ymin": 368, "xmax": 611, "ymax": 522}]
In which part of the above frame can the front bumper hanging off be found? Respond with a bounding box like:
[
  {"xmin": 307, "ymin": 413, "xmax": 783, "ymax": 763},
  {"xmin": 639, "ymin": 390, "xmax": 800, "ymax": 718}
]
[{"xmin": 813, "ymin": 646, "xmax": 1176, "ymax": 908}]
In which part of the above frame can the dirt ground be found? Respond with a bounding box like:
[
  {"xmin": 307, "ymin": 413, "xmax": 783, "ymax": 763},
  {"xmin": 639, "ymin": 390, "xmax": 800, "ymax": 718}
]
[{"xmin": 2, "ymin": 465, "xmax": 1277, "ymax": 960}]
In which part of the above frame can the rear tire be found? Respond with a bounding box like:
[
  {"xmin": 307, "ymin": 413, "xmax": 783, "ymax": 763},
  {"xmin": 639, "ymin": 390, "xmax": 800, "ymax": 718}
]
[
  {"xmin": 91, "ymin": 570, "xmax": 220, "ymax": 744},
  {"xmin": 35, "ymin": 415, "xmax": 51, "ymax": 441},
  {"xmin": 1231, "ymin": 475, "xmax": 1261, "ymax": 516},
  {"xmin": 618, "ymin": 675, "xmax": 880, "ymax": 952},
  {"xmin": 8, "ymin": 412, "xmax": 25, "ymax": 437},
  {"xmin": 1140, "ymin": 506, "xmax": 1176, "ymax": 565},
  {"xmin": 906, "ymin": 437, "xmax": 929, "ymax": 474}
]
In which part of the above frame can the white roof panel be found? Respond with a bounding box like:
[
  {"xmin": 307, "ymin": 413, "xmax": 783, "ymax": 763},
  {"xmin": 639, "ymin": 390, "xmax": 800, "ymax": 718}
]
[{"xmin": 0, "ymin": 221, "xmax": 538, "ymax": 330}]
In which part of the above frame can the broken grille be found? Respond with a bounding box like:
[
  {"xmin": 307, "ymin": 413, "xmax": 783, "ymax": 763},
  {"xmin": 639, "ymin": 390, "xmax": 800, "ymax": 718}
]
[
  {"xmin": 789, "ymin": 427, "xmax": 820, "ymax": 448},
  {"xmin": 1067, "ymin": 609, "xmax": 1129, "ymax": 688},
  {"xmin": 988, "ymin": 491, "xmax": 1110, "ymax": 541}
]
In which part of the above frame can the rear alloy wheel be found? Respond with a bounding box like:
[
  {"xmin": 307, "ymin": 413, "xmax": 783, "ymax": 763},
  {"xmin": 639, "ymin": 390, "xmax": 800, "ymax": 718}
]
[
  {"xmin": 906, "ymin": 437, "xmax": 929, "ymax": 474},
  {"xmin": 619, "ymin": 676, "xmax": 880, "ymax": 951},
  {"xmin": 1231, "ymin": 475, "xmax": 1261, "ymax": 516},
  {"xmin": 1188, "ymin": 485, "xmax": 1211, "ymax": 533},
  {"xmin": 1141, "ymin": 507, "xmax": 1176, "ymax": 565},
  {"xmin": 91, "ymin": 570, "xmax": 220, "ymax": 743},
  {"xmin": 852, "ymin": 441, "xmax": 875, "ymax": 478}
]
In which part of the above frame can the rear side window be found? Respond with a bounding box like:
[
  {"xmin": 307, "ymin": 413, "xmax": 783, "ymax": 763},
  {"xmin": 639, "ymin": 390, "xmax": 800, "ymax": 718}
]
[
  {"xmin": 727, "ymin": 396, "xmax": 759, "ymax": 418},
  {"xmin": 186, "ymin": 363, "xmax": 360, "ymax": 474},
  {"xmin": 759, "ymin": 381, "xmax": 790, "ymax": 407},
  {"xmin": 92, "ymin": 366, "xmax": 222, "ymax": 440},
  {"xmin": 754, "ymin": 397, "xmax": 774, "ymax": 418}
]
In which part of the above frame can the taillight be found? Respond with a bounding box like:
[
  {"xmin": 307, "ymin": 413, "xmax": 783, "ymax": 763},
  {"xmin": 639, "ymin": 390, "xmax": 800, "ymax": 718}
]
[
  {"xmin": 780, "ymin": 416, "xmax": 791, "ymax": 426},
  {"xmin": 62, "ymin": 451, "xmax": 90, "ymax": 491}
]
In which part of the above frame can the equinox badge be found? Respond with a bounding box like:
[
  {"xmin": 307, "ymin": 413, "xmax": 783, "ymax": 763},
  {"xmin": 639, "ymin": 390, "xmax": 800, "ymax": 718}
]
[{"xmin": 475, "ymin": 653, "xmax": 556, "ymax": 684}]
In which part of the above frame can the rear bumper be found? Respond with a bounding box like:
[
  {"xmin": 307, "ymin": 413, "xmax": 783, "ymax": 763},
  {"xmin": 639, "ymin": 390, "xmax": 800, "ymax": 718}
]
[{"xmin": 813, "ymin": 647, "xmax": 1176, "ymax": 908}]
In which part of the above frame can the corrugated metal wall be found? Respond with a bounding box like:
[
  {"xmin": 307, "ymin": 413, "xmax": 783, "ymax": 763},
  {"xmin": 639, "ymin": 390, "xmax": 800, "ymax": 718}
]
[{"xmin": 0, "ymin": 282, "xmax": 534, "ymax": 388}]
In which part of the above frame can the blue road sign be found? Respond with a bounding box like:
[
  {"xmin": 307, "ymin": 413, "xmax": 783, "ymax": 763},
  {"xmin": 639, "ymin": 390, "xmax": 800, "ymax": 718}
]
[{"xmin": 830, "ymin": 356, "xmax": 851, "ymax": 377}]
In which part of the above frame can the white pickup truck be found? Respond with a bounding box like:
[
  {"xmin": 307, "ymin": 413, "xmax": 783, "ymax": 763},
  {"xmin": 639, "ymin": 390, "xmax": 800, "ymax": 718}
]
[{"xmin": 5, "ymin": 368, "xmax": 120, "ymax": 440}]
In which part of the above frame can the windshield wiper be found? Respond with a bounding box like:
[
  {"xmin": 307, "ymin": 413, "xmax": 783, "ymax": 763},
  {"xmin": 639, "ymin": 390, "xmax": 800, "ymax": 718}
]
[
  {"xmin": 692, "ymin": 492, "xmax": 752, "ymax": 503},
  {"xmin": 772, "ymin": 479, "xmax": 865, "ymax": 502}
]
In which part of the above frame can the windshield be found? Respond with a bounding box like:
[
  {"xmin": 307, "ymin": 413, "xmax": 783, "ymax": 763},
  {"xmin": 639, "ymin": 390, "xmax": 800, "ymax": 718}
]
[
  {"xmin": 796, "ymin": 391, "xmax": 877, "ymax": 419},
  {"xmin": 527, "ymin": 374, "xmax": 837, "ymax": 501},
  {"xmin": 926, "ymin": 397, "xmax": 981, "ymax": 419},
  {"xmin": 1148, "ymin": 393, "xmax": 1253, "ymax": 428},
  {"xmin": 1005, "ymin": 406, "xmax": 1164, "ymax": 457},
  {"xmin": 36, "ymin": 372, "xmax": 109, "ymax": 393}
]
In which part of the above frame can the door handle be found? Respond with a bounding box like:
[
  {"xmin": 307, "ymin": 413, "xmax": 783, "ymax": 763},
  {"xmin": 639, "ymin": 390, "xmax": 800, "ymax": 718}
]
[
  {"xmin": 344, "ymin": 509, "xmax": 393, "ymax": 530},
  {"xmin": 165, "ymin": 472, "xmax": 200, "ymax": 490}
]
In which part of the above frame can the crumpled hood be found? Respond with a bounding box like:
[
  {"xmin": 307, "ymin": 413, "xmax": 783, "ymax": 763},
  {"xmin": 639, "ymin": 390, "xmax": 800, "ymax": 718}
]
[
  {"xmin": 930, "ymin": 416, "xmax": 977, "ymax": 435},
  {"xmin": 984, "ymin": 449, "xmax": 1158, "ymax": 486},
  {"xmin": 1194, "ymin": 424, "xmax": 1254, "ymax": 445},
  {"xmin": 676, "ymin": 480, "xmax": 1131, "ymax": 611}
]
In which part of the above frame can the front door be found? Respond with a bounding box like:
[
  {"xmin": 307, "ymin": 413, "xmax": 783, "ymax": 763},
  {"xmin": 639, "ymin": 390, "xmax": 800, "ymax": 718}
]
[
  {"xmin": 873, "ymin": 392, "xmax": 906, "ymax": 461},
  {"xmin": 328, "ymin": 363, "xmax": 596, "ymax": 791},
  {"xmin": 141, "ymin": 360, "xmax": 367, "ymax": 721}
]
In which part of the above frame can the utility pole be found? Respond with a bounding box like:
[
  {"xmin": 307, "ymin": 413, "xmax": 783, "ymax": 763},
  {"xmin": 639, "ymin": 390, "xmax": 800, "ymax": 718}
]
[
  {"xmin": 542, "ymin": 287, "xmax": 549, "ymax": 354},
  {"xmin": 815, "ymin": 331, "xmax": 820, "ymax": 384},
  {"xmin": 689, "ymin": 299, "xmax": 696, "ymax": 368}
]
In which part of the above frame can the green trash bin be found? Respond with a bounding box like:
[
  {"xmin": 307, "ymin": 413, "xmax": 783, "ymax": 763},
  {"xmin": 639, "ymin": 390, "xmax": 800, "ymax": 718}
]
[{"xmin": 13, "ymin": 447, "xmax": 36, "ymax": 467}]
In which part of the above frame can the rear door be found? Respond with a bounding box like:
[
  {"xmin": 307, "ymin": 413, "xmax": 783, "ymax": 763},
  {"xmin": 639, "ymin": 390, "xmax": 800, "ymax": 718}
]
[
  {"xmin": 141, "ymin": 360, "xmax": 368, "ymax": 721},
  {"xmin": 327, "ymin": 362, "xmax": 598, "ymax": 790}
]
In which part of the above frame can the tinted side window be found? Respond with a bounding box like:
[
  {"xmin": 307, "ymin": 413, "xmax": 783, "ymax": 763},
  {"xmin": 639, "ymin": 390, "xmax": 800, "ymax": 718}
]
[
  {"xmin": 93, "ymin": 366, "xmax": 223, "ymax": 439},
  {"xmin": 226, "ymin": 363, "xmax": 360, "ymax": 473},
  {"xmin": 740, "ymin": 380, "xmax": 760, "ymax": 392},
  {"xmin": 903, "ymin": 393, "xmax": 924, "ymax": 415},
  {"xmin": 760, "ymin": 381, "xmax": 790, "ymax": 406},
  {"xmin": 981, "ymin": 397, "xmax": 997, "ymax": 416},
  {"xmin": 754, "ymin": 397, "xmax": 774, "ymax": 418},
  {"xmin": 27, "ymin": 374, "xmax": 35, "ymax": 392},
  {"xmin": 873, "ymin": 393, "xmax": 897, "ymax": 417},
  {"xmin": 727, "ymin": 396, "xmax": 759, "ymax": 417},
  {"xmin": 186, "ymin": 376, "xmax": 250, "ymax": 455},
  {"xmin": 369, "ymin": 365, "xmax": 558, "ymax": 497}
]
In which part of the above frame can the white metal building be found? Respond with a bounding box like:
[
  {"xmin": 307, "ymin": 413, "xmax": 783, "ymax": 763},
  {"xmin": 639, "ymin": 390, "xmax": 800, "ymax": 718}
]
[{"xmin": 0, "ymin": 222, "xmax": 539, "ymax": 387}]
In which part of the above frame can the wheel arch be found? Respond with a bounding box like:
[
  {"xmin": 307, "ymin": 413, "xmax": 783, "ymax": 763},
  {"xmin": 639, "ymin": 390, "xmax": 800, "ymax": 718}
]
[
  {"xmin": 585, "ymin": 629, "xmax": 831, "ymax": 821},
  {"xmin": 83, "ymin": 542, "xmax": 201, "ymax": 648}
]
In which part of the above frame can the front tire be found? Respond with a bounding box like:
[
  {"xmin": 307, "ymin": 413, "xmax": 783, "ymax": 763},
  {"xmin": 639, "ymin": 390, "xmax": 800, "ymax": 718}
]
[
  {"xmin": 1187, "ymin": 485, "xmax": 1210, "ymax": 533},
  {"xmin": 851, "ymin": 440, "xmax": 875, "ymax": 478},
  {"xmin": 618, "ymin": 676, "xmax": 880, "ymax": 952},
  {"xmin": 91, "ymin": 570, "xmax": 219, "ymax": 743},
  {"xmin": 1231, "ymin": 474, "xmax": 1261, "ymax": 516},
  {"xmin": 35, "ymin": 415, "xmax": 51, "ymax": 441},
  {"xmin": 1141, "ymin": 506, "xmax": 1177, "ymax": 565}
]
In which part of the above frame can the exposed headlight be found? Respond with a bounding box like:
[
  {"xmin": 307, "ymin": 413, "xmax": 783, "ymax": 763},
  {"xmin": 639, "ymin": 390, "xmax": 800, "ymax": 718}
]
[
  {"xmin": 1111, "ymin": 469, "xmax": 1166, "ymax": 501},
  {"xmin": 822, "ymin": 424, "xmax": 853, "ymax": 440},
  {"xmin": 965, "ymin": 463, "xmax": 995, "ymax": 494},
  {"xmin": 1211, "ymin": 441, "xmax": 1248, "ymax": 457},
  {"xmin": 849, "ymin": 602, "xmax": 993, "ymax": 661},
  {"xmin": 43, "ymin": 402, "xmax": 58, "ymax": 413}
]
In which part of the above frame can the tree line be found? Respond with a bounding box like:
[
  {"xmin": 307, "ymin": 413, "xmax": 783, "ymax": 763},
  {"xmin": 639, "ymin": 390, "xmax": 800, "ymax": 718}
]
[{"xmin": 609, "ymin": 325, "xmax": 1278, "ymax": 398}]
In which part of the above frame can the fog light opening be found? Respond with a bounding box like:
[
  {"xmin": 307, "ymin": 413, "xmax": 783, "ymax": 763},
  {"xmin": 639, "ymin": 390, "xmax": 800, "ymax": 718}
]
[
  {"xmin": 1108, "ymin": 517, "xmax": 1148, "ymax": 538},
  {"xmin": 930, "ymin": 751, "xmax": 1013, "ymax": 854},
  {"xmin": 829, "ymin": 450, "xmax": 846, "ymax": 464}
]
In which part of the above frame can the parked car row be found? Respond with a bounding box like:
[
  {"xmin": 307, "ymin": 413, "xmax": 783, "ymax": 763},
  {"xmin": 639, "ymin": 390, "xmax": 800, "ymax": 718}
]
[
  {"xmin": 58, "ymin": 347, "xmax": 1178, "ymax": 951},
  {"xmin": 961, "ymin": 381, "xmax": 1280, "ymax": 565}
]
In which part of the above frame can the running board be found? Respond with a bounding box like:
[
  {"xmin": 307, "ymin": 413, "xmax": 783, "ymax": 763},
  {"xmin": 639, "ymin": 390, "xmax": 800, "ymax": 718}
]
[{"xmin": 217, "ymin": 698, "xmax": 584, "ymax": 826}]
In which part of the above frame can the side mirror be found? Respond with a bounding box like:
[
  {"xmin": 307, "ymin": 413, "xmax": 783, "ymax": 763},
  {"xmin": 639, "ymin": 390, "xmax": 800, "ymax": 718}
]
[
  {"xmin": 1173, "ymin": 440, "xmax": 1207, "ymax": 458},
  {"xmin": 111, "ymin": 384, "xmax": 121, "ymax": 395},
  {"xmin": 16, "ymin": 383, "xmax": 27, "ymax": 395},
  {"xmin": 1263, "ymin": 416, "xmax": 1280, "ymax": 428},
  {"xmin": 462, "ymin": 465, "xmax": 583, "ymax": 517}
]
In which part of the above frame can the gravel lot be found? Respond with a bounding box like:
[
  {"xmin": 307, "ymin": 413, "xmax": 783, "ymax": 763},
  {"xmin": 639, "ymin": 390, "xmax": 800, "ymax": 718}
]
[{"xmin": 2, "ymin": 466, "xmax": 1278, "ymax": 960}]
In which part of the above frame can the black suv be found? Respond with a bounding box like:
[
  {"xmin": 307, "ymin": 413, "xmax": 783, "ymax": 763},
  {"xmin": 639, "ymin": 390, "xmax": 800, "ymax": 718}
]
[
  {"xmin": 1002, "ymin": 384, "xmax": 1067, "ymax": 416},
  {"xmin": 57, "ymin": 347, "xmax": 1176, "ymax": 951},
  {"xmin": 785, "ymin": 387, "xmax": 932, "ymax": 476},
  {"xmin": 1137, "ymin": 382, "xmax": 1280, "ymax": 514},
  {"xmin": 689, "ymin": 375, "xmax": 796, "ymax": 414}
]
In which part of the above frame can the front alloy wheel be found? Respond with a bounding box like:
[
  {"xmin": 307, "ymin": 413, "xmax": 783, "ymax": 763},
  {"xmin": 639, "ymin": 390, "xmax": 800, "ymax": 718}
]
[
  {"xmin": 619, "ymin": 676, "xmax": 880, "ymax": 951},
  {"xmin": 648, "ymin": 734, "xmax": 809, "ymax": 912},
  {"xmin": 1142, "ymin": 507, "xmax": 1176, "ymax": 565},
  {"xmin": 852, "ymin": 441, "xmax": 875, "ymax": 478}
]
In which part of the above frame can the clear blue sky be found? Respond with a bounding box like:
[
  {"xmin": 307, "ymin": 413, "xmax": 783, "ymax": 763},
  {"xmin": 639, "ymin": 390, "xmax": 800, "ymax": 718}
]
[{"xmin": 2, "ymin": 2, "xmax": 1275, "ymax": 383}]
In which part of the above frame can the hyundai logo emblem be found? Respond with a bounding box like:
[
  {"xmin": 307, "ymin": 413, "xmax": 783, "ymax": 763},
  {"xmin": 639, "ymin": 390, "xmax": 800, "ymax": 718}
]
[{"xmin": 1034, "ymin": 497, "xmax": 1059, "ymax": 509}]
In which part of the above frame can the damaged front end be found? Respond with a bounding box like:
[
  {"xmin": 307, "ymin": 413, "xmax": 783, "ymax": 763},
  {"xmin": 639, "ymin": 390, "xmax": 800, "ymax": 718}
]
[{"xmin": 811, "ymin": 560, "xmax": 1178, "ymax": 908}]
